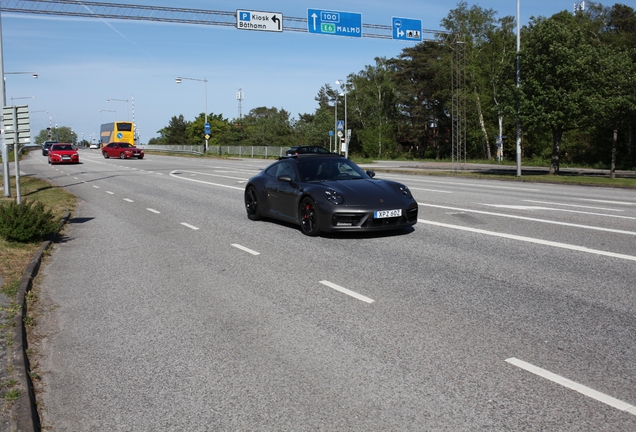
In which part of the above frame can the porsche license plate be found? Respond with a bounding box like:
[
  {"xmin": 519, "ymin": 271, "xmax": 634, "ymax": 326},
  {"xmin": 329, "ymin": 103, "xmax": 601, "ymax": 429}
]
[{"xmin": 374, "ymin": 209, "xmax": 402, "ymax": 219}]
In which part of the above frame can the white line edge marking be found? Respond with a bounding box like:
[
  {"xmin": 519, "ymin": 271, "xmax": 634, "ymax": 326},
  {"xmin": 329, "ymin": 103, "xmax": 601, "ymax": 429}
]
[
  {"xmin": 146, "ymin": 208, "xmax": 160, "ymax": 214},
  {"xmin": 106, "ymin": 191, "xmax": 114, "ymax": 195},
  {"xmin": 181, "ymin": 222, "xmax": 199, "ymax": 230},
  {"xmin": 231, "ymin": 244, "xmax": 260, "ymax": 256},
  {"xmin": 505, "ymin": 358, "xmax": 636, "ymax": 416},
  {"xmin": 410, "ymin": 187, "xmax": 453, "ymax": 194},
  {"xmin": 419, "ymin": 203, "xmax": 636, "ymax": 236},
  {"xmin": 523, "ymin": 200, "xmax": 624, "ymax": 212},
  {"xmin": 417, "ymin": 219, "xmax": 636, "ymax": 262},
  {"xmin": 93, "ymin": 185, "xmax": 100, "ymax": 189},
  {"xmin": 169, "ymin": 170, "xmax": 244, "ymax": 190},
  {"xmin": 319, "ymin": 281, "xmax": 375, "ymax": 304},
  {"xmin": 482, "ymin": 204, "xmax": 636, "ymax": 220},
  {"xmin": 575, "ymin": 198, "xmax": 636, "ymax": 206},
  {"xmin": 123, "ymin": 198, "xmax": 134, "ymax": 203}
]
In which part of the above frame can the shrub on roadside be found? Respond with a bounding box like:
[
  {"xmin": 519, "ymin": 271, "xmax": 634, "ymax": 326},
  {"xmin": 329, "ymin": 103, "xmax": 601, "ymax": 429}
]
[{"xmin": 0, "ymin": 199, "xmax": 57, "ymax": 243}]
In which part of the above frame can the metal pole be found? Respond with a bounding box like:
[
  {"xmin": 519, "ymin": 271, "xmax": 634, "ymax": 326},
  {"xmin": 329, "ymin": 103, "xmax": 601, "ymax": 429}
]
[
  {"xmin": 516, "ymin": 0, "xmax": 522, "ymax": 177},
  {"xmin": 0, "ymin": 11, "xmax": 10, "ymax": 197},
  {"xmin": 334, "ymin": 94, "xmax": 338, "ymax": 154},
  {"xmin": 204, "ymin": 78, "xmax": 208, "ymax": 153},
  {"xmin": 344, "ymin": 89, "xmax": 348, "ymax": 158}
]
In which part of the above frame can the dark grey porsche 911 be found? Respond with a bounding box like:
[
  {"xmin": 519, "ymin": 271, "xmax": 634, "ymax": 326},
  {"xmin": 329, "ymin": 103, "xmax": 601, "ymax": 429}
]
[{"xmin": 244, "ymin": 154, "xmax": 418, "ymax": 236}]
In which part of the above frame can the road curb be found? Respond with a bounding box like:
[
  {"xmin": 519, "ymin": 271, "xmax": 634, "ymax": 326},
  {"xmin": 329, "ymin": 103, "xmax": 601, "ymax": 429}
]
[{"xmin": 12, "ymin": 212, "xmax": 70, "ymax": 432}]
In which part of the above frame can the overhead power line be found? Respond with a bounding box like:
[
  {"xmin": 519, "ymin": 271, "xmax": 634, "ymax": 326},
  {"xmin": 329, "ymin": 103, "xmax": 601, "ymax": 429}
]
[{"xmin": 0, "ymin": 0, "xmax": 444, "ymax": 39}]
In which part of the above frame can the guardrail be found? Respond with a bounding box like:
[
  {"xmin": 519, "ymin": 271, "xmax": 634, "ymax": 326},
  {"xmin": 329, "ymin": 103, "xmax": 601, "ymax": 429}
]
[{"xmin": 141, "ymin": 145, "xmax": 287, "ymax": 158}]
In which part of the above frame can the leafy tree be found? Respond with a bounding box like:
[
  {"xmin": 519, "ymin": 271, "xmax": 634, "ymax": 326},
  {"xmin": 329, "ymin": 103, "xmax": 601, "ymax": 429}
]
[
  {"xmin": 519, "ymin": 12, "xmax": 596, "ymax": 174},
  {"xmin": 186, "ymin": 112, "xmax": 231, "ymax": 146},
  {"xmin": 33, "ymin": 126, "xmax": 76, "ymax": 144},
  {"xmin": 349, "ymin": 57, "xmax": 398, "ymax": 158},
  {"xmin": 157, "ymin": 115, "xmax": 189, "ymax": 145},
  {"xmin": 390, "ymin": 41, "xmax": 449, "ymax": 159},
  {"xmin": 589, "ymin": 45, "xmax": 636, "ymax": 177}
]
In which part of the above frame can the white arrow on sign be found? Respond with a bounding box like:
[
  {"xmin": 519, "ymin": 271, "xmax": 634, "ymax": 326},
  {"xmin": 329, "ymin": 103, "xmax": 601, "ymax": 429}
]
[{"xmin": 311, "ymin": 13, "xmax": 318, "ymax": 31}]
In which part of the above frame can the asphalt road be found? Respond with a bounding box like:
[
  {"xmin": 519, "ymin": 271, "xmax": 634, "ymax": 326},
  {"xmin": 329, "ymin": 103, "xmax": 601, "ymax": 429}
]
[{"xmin": 17, "ymin": 150, "xmax": 636, "ymax": 430}]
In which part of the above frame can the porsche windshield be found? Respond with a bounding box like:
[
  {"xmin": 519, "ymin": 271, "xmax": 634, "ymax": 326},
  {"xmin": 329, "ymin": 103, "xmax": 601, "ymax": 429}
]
[{"xmin": 297, "ymin": 158, "xmax": 369, "ymax": 182}]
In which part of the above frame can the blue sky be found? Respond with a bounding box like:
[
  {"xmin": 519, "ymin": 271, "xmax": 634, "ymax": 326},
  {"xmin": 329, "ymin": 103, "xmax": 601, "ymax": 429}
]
[{"xmin": 1, "ymin": 0, "xmax": 590, "ymax": 143}]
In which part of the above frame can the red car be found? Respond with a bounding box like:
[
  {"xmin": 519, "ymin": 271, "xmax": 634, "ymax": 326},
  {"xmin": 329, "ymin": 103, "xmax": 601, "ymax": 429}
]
[
  {"xmin": 48, "ymin": 143, "xmax": 79, "ymax": 164},
  {"xmin": 102, "ymin": 142, "xmax": 144, "ymax": 159}
]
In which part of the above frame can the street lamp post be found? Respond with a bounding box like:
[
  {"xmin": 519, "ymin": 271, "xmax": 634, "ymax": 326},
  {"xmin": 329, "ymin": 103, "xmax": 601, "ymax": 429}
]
[
  {"xmin": 176, "ymin": 76, "xmax": 208, "ymax": 153},
  {"xmin": 336, "ymin": 79, "xmax": 348, "ymax": 157},
  {"xmin": 1, "ymin": 71, "xmax": 38, "ymax": 197},
  {"xmin": 31, "ymin": 110, "xmax": 52, "ymax": 140},
  {"xmin": 334, "ymin": 92, "xmax": 338, "ymax": 154},
  {"xmin": 516, "ymin": 0, "xmax": 522, "ymax": 177},
  {"xmin": 100, "ymin": 109, "xmax": 116, "ymax": 122},
  {"xmin": 106, "ymin": 98, "xmax": 129, "ymax": 120}
]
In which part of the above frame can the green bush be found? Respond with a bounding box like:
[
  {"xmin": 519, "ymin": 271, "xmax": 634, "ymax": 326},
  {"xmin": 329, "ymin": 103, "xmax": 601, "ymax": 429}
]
[{"xmin": 0, "ymin": 199, "xmax": 57, "ymax": 243}]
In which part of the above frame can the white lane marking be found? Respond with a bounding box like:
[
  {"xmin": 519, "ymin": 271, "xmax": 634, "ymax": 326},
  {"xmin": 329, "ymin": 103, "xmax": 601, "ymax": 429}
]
[
  {"xmin": 410, "ymin": 187, "xmax": 453, "ymax": 194},
  {"xmin": 106, "ymin": 191, "xmax": 114, "ymax": 195},
  {"xmin": 482, "ymin": 204, "xmax": 636, "ymax": 221},
  {"xmin": 73, "ymin": 177, "xmax": 79, "ymax": 180},
  {"xmin": 379, "ymin": 175, "xmax": 540, "ymax": 192},
  {"xmin": 172, "ymin": 170, "xmax": 248, "ymax": 181},
  {"xmin": 505, "ymin": 358, "xmax": 636, "ymax": 416},
  {"xmin": 523, "ymin": 200, "xmax": 624, "ymax": 212},
  {"xmin": 147, "ymin": 208, "xmax": 160, "ymax": 214},
  {"xmin": 123, "ymin": 198, "xmax": 134, "ymax": 203},
  {"xmin": 319, "ymin": 281, "xmax": 375, "ymax": 304},
  {"xmin": 231, "ymin": 244, "xmax": 260, "ymax": 256},
  {"xmin": 575, "ymin": 198, "xmax": 636, "ymax": 206},
  {"xmin": 169, "ymin": 170, "xmax": 244, "ymax": 190},
  {"xmin": 417, "ymin": 219, "xmax": 636, "ymax": 262},
  {"xmin": 419, "ymin": 203, "xmax": 636, "ymax": 236},
  {"xmin": 93, "ymin": 185, "xmax": 100, "ymax": 189},
  {"xmin": 181, "ymin": 222, "xmax": 199, "ymax": 230}
]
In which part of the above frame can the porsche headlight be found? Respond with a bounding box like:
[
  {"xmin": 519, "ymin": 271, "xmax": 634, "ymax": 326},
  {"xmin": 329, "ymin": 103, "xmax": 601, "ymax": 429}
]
[
  {"xmin": 324, "ymin": 189, "xmax": 344, "ymax": 205},
  {"xmin": 398, "ymin": 183, "xmax": 412, "ymax": 198}
]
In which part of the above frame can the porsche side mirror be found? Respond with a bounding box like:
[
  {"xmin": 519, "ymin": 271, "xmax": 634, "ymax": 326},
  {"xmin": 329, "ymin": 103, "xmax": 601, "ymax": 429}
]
[
  {"xmin": 366, "ymin": 170, "xmax": 376, "ymax": 178},
  {"xmin": 278, "ymin": 175, "xmax": 292, "ymax": 183}
]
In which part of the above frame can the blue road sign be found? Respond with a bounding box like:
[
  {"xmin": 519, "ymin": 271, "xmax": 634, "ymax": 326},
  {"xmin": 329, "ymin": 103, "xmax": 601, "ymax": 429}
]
[
  {"xmin": 204, "ymin": 123, "xmax": 211, "ymax": 134},
  {"xmin": 392, "ymin": 17, "xmax": 422, "ymax": 41},
  {"xmin": 308, "ymin": 9, "xmax": 362, "ymax": 38},
  {"xmin": 337, "ymin": 120, "xmax": 344, "ymax": 131}
]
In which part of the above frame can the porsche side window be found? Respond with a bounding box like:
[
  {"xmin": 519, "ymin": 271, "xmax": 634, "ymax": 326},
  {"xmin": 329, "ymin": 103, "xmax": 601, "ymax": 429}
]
[{"xmin": 265, "ymin": 164, "xmax": 280, "ymax": 178}]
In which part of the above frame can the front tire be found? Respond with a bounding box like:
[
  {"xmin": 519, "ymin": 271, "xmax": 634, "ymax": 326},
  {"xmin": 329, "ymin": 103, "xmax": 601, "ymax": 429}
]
[
  {"xmin": 119, "ymin": 152, "xmax": 126, "ymax": 159},
  {"xmin": 244, "ymin": 186, "xmax": 261, "ymax": 221},
  {"xmin": 299, "ymin": 197, "xmax": 320, "ymax": 236},
  {"xmin": 103, "ymin": 152, "xmax": 109, "ymax": 159}
]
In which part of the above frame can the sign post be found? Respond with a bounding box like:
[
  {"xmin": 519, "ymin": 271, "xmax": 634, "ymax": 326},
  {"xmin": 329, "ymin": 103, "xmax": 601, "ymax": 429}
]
[{"xmin": 3, "ymin": 105, "xmax": 31, "ymax": 203}]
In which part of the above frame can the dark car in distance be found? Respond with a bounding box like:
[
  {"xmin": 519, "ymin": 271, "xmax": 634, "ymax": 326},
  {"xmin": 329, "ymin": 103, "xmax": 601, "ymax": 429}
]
[
  {"xmin": 244, "ymin": 154, "xmax": 418, "ymax": 236},
  {"xmin": 102, "ymin": 142, "xmax": 144, "ymax": 159},
  {"xmin": 41, "ymin": 140, "xmax": 57, "ymax": 156},
  {"xmin": 285, "ymin": 145, "xmax": 331, "ymax": 156}
]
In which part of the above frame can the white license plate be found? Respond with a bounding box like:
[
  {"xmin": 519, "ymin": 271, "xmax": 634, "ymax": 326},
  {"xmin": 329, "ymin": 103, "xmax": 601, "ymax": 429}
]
[
  {"xmin": 62, "ymin": 156, "xmax": 71, "ymax": 160},
  {"xmin": 374, "ymin": 209, "xmax": 402, "ymax": 219}
]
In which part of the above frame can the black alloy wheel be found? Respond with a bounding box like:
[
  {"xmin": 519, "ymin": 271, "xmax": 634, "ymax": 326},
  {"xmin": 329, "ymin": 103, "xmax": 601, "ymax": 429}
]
[
  {"xmin": 245, "ymin": 186, "xmax": 261, "ymax": 221},
  {"xmin": 299, "ymin": 197, "xmax": 320, "ymax": 236},
  {"xmin": 119, "ymin": 152, "xmax": 126, "ymax": 159},
  {"xmin": 103, "ymin": 152, "xmax": 109, "ymax": 158}
]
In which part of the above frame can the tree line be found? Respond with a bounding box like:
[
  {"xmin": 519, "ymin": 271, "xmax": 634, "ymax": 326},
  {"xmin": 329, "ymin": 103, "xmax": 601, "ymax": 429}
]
[{"xmin": 148, "ymin": 1, "xmax": 635, "ymax": 175}]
